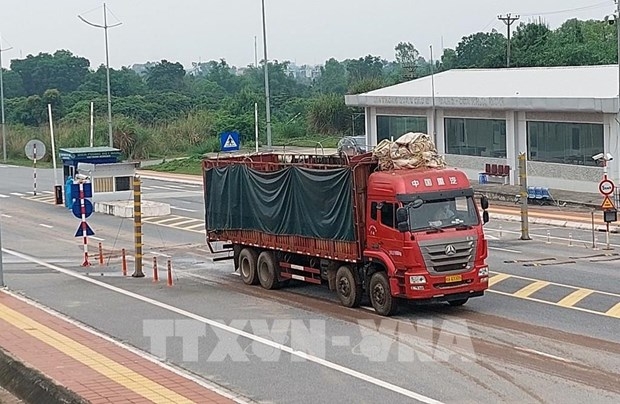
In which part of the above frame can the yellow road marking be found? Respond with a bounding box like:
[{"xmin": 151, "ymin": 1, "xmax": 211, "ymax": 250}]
[
  {"xmin": 606, "ymin": 302, "xmax": 620, "ymax": 318},
  {"xmin": 557, "ymin": 289, "xmax": 593, "ymax": 307},
  {"xmin": 0, "ymin": 303, "xmax": 193, "ymax": 404},
  {"xmin": 489, "ymin": 273, "xmax": 511, "ymax": 287},
  {"xmin": 513, "ymin": 281, "xmax": 550, "ymax": 298}
]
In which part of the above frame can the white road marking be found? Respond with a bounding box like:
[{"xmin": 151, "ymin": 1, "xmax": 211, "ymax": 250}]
[
  {"xmin": 164, "ymin": 185, "xmax": 186, "ymax": 190},
  {"xmin": 1, "ymin": 214, "xmax": 11, "ymax": 218},
  {"xmin": 39, "ymin": 223, "xmax": 53, "ymax": 229},
  {"xmin": 2, "ymin": 247, "xmax": 444, "ymax": 404},
  {"xmin": 489, "ymin": 247, "xmax": 522, "ymax": 254},
  {"xmin": 512, "ymin": 347, "xmax": 575, "ymax": 364},
  {"xmin": 150, "ymin": 185, "xmax": 174, "ymax": 190},
  {"xmin": 149, "ymin": 251, "xmax": 172, "ymax": 258},
  {"xmin": 0, "ymin": 194, "xmax": 9, "ymax": 198},
  {"xmin": 90, "ymin": 236, "xmax": 105, "ymax": 241},
  {"xmin": 1, "ymin": 289, "xmax": 248, "ymax": 404},
  {"xmin": 486, "ymin": 227, "xmax": 620, "ymax": 248},
  {"xmin": 171, "ymin": 206, "xmax": 198, "ymax": 213},
  {"xmin": 10, "ymin": 192, "xmax": 25, "ymax": 196}
]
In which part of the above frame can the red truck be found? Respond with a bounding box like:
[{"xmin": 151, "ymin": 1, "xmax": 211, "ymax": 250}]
[{"xmin": 203, "ymin": 152, "xmax": 490, "ymax": 316}]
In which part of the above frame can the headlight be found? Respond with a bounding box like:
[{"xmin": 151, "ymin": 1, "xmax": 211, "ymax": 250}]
[
  {"xmin": 478, "ymin": 266, "xmax": 489, "ymax": 277},
  {"xmin": 409, "ymin": 276, "xmax": 426, "ymax": 284}
]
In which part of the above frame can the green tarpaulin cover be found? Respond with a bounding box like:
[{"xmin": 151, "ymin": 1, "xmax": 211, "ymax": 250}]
[{"xmin": 205, "ymin": 165, "xmax": 355, "ymax": 241}]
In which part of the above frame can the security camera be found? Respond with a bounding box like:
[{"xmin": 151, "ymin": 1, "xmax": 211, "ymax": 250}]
[
  {"xmin": 592, "ymin": 153, "xmax": 613, "ymax": 161},
  {"xmin": 605, "ymin": 15, "xmax": 616, "ymax": 25}
]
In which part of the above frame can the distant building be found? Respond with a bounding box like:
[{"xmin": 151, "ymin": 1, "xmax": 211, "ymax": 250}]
[{"xmin": 345, "ymin": 65, "xmax": 620, "ymax": 193}]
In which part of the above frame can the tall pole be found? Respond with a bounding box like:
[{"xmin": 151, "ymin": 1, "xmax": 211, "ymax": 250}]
[
  {"xmin": 132, "ymin": 176, "xmax": 144, "ymax": 277},
  {"xmin": 78, "ymin": 3, "xmax": 121, "ymax": 148},
  {"xmin": 430, "ymin": 45, "xmax": 437, "ymax": 141},
  {"xmin": 47, "ymin": 104, "xmax": 59, "ymax": 186},
  {"xmin": 261, "ymin": 0, "xmax": 272, "ymax": 149},
  {"xmin": 498, "ymin": 13, "xmax": 520, "ymax": 68},
  {"xmin": 0, "ymin": 209, "xmax": 4, "ymax": 287},
  {"xmin": 617, "ymin": 0, "xmax": 620, "ymax": 186},
  {"xmin": 518, "ymin": 153, "xmax": 531, "ymax": 240},
  {"xmin": 254, "ymin": 36, "xmax": 258, "ymax": 68},
  {"xmin": 0, "ymin": 36, "xmax": 12, "ymax": 163}
]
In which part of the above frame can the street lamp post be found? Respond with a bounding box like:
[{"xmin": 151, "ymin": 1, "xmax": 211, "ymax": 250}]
[
  {"xmin": 78, "ymin": 3, "xmax": 121, "ymax": 148},
  {"xmin": 0, "ymin": 36, "xmax": 12, "ymax": 162},
  {"xmin": 261, "ymin": 0, "xmax": 272, "ymax": 149}
]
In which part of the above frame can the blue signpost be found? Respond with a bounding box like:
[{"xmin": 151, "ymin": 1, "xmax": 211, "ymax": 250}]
[
  {"xmin": 220, "ymin": 131, "xmax": 241, "ymax": 152},
  {"xmin": 71, "ymin": 181, "xmax": 95, "ymax": 266}
]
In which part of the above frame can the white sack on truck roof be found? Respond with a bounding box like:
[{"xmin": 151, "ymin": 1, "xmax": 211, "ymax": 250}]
[{"xmin": 373, "ymin": 132, "xmax": 446, "ymax": 171}]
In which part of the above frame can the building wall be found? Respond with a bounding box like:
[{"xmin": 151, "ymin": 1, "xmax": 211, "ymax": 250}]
[{"xmin": 364, "ymin": 106, "xmax": 613, "ymax": 193}]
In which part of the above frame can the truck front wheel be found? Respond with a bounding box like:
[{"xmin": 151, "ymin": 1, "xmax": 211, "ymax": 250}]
[
  {"xmin": 336, "ymin": 265, "xmax": 362, "ymax": 308},
  {"xmin": 257, "ymin": 251, "xmax": 280, "ymax": 290},
  {"xmin": 369, "ymin": 272, "xmax": 398, "ymax": 316},
  {"xmin": 239, "ymin": 248, "xmax": 259, "ymax": 285}
]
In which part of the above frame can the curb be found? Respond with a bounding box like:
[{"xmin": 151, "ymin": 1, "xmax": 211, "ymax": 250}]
[
  {"xmin": 0, "ymin": 347, "xmax": 88, "ymax": 404},
  {"xmin": 489, "ymin": 213, "xmax": 620, "ymax": 233}
]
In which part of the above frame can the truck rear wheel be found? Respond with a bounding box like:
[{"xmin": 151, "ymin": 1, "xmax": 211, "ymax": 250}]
[
  {"xmin": 257, "ymin": 251, "xmax": 280, "ymax": 290},
  {"xmin": 335, "ymin": 265, "xmax": 362, "ymax": 308},
  {"xmin": 239, "ymin": 248, "xmax": 259, "ymax": 285},
  {"xmin": 369, "ymin": 272, "xmax": 397, "ymax": 316}
]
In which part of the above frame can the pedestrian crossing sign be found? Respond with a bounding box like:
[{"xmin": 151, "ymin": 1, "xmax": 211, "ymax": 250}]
[{"xmin": 220, "ymin": 131, "xmax": 240, "ymax": 152}]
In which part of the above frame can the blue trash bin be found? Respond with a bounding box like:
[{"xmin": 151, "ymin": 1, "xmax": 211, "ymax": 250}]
[{"xmin": 478, "ymin": 173, "xmax": 488, "ymax": 184}]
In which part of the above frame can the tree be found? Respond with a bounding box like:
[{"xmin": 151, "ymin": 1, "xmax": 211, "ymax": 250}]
[
  {"xmin": 307, "ymin": 94, "xmax": 351, "ymax": 135},
  {"xmin": 455, "ymin": 31, "xmax": 507, "ymax": 68},
  {"xmin": 440, "ymin": 48, "xmax": 458, "ymax": 71},
  {"xmin": 0, "ymin": 69, "xmax": 25, "ymax": 98},
  {"xmin": 80, "ymin": 66, "xmax": 146, "ymax": 97},
  {"xmin": 10, "ymin": 50, "xmax": 90, "ymax": 95},
  {"xmin": 145, "ymin": 60, "xmax": 186, "ymax": 92},
  {"xmin": 315, "ymin": 58, "xmax": 347, "ymax": 95},
  {"xmin": 345, "ymin": 55, "xmax": 385, "ymax": 91},
  {"xmin": 395, "ymin": 42, "xmax": 419, "ymax": 81},
  {"xmin": 511, "ymin": 21, "xmax": 552, "ymax": 67}
]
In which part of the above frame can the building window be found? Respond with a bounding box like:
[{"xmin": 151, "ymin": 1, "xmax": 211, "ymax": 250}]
[
  {"xmin": 377, "ymin": 116, "xmax": 427, "ymax": 143},
  {"xmin": 527, "ymin": 121, "xmax": 603, "ymax": 166},
  {"xmin": 445, "ymin": 118, "xmax": 507, "ymax": 158},
  {"xmin": 115, "ymin": 176, "xmax": 131, "ymax": 191}
]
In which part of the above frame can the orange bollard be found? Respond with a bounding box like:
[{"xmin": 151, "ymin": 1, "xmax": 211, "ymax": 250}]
[
  {"xmin": 121, "ymin": 249, "xmax": 127, "ymax": 276},
  {"xmin": 167, "ymin": 259, "xmax": 173, "ymax": 287},
  {"xmin": 153, "ymin": 257, "xmax": 159, "ymax": 282},
  {"xmin": 98, "ymin": 243, "xmax": 104, "ymax": 265}
]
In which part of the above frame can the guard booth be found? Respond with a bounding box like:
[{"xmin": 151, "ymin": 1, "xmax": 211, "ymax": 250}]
[
  {"xmin": 60, "ymin": 147, "xmax": 137, "ymax": 205},
  {"xmin": 59, "ymin": 147, "xmax": 122, "ymax": 179}
]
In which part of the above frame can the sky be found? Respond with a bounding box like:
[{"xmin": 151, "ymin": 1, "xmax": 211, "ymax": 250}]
[{"xmin": 0, "ymin": 0, "xmax": 616, "ymax": 70}]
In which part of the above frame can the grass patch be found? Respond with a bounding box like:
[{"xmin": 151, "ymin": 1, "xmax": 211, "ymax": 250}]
[{"xmin": 144, "ymin": 156, "xmax": 202, "ymax": 176}]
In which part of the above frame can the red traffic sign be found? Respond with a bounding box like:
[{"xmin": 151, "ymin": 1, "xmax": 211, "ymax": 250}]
[
  {"xmin": 599, "ymin": 178, "xmax": 615, "ymax": 196},
  {"xmin": 601, "ymin": 196, "xmax": 616, "ymax": 210}
]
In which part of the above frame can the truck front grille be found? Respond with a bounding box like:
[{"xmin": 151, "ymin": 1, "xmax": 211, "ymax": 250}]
[{"xmin": 419, "ymin": 238, "xmax": 476, "ymax": 273}]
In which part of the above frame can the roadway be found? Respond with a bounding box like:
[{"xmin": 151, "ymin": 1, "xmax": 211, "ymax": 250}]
[{"xmin": 0, "ymin": 165, "xmax": 619, "ymax": 404}]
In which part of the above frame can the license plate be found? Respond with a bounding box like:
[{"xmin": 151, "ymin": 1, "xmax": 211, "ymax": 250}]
[{"xmin": 445, "ymin": 275, "xmax": 462, "ymax": 283}]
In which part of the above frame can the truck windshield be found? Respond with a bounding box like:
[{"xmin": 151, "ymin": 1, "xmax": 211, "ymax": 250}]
[{"xmin": 408, "ymin": 196, "xmax": 480, "ymax": 232}]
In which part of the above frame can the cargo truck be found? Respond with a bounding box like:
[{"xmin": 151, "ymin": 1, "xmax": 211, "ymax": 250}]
[{"xmin": 203, "ymin": 152, "xmax": 490, "ymax": 316}]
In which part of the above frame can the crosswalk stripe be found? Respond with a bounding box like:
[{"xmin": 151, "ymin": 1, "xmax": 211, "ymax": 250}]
[
  {"xmin": 513, "ymin": 281, "xmax": 550, "ymax": 298},
  {"xmin": 605, "ymin": 302, "xmax": 620, "ymax": 318},
  {"xmin": 557, "ymin": 289, "xmax": 593, "ymax": 307},
  {"xmin": 10, "ymin": 192, "xmax": 25, "ymax": 196},
  {"xmin": 489, "ymin": 273, "xmax": 510, "ymax": 287},
  {"xmin": 0, "ymin": 194, "xmax": 8, "ymax": 198}
]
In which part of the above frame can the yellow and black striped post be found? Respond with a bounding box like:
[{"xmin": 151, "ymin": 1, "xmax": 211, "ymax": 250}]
[{"xmin": 131, "ymin": 176, "xmax": 145, "ymax": 277}]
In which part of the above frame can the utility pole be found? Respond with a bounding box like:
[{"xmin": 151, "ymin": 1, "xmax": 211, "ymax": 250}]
[
  {"xmin": 0, "ymin": 35, "xmax": 12, "ymax": 162},
  {"xmin": 429, "ymin": 45, "xmax": 437, "ymax": 141},
  {"xmin": 254, "ymin": 36, "xmax": 258, "ymax": 68},
  {"xmin": 261, "ymin": 0, "xmax": 272, "ymax": 149},
  {"xmin": 498, "ymin": 13, "xmax": 520, "ymax": 68},
  {"xmin": 518, "ymin": 153, "xmax": 531, "ymax": 240},
  {"xmin": 78, "ymin": 3, "xmax": 121, "ymax": 148}
]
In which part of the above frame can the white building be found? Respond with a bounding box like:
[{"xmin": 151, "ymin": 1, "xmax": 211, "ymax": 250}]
[{"xmin": 345, "ymin": 65, "xmax": 620, "ymax": 193}]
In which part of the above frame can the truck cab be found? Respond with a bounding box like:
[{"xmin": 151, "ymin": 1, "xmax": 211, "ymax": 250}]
[{"xmin": 364, "ymin": 167, "xmax": 490, "ymax": 314}]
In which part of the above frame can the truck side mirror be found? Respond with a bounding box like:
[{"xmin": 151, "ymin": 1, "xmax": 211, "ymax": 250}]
[
  {"xmin": 397, "ymin": 222, "xmax": 410, "ymax": 233},
  {"xmin": 396, "ymin": 207, "xmax": 408, "ymax": 223},
  {"xmin": 480, "ymin": 196, "xmax": 489, "ymax": 210},
  {"xmin": 482, "ymin": 211, "xmax": 489, "ymax": 224}
]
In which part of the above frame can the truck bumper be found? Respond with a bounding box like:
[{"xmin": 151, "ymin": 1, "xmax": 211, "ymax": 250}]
[{"xmin": 401, "ymin": 269, "xmax": 489, "ymax": 300}]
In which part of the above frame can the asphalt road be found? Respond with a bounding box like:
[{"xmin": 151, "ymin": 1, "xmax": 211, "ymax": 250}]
[{"xmin": 1, "ymin": 165, "xmax": 619, "ymax": 404}]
